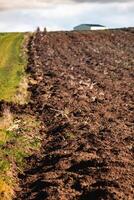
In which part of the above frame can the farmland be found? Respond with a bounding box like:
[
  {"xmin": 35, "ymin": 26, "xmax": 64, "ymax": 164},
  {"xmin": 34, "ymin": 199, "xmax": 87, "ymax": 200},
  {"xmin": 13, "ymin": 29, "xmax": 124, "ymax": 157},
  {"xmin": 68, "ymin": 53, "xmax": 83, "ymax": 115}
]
[
  {"xmin": 16, "ymin": 29, "xmax": 133, "ymax": 200},
  {"xmin": 0, "ymin": 29, "xmax": 134, "ymax": 200}
]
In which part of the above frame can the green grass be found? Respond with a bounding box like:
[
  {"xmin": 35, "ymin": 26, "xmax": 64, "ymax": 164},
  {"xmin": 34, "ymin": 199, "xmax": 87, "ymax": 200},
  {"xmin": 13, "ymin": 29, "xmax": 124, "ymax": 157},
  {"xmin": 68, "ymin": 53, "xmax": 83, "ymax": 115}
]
[
  {"xmin": 0, "ymin": 115, "xmax": 41, "ymax": 172},
  {"xmin": 0, "ymin": 114, "xmax": 41, "ymax": 200},
  {"xmin": 0, "ymin": 33, "xmax": 27, "ymax": 101}
]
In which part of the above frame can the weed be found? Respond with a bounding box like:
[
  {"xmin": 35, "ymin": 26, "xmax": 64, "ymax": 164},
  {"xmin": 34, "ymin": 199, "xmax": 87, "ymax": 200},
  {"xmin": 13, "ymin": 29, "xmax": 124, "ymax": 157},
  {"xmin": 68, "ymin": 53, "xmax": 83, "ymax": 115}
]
[{"xmin": 65, "ymin": 132, "xmax": 76, "ymax": 139}]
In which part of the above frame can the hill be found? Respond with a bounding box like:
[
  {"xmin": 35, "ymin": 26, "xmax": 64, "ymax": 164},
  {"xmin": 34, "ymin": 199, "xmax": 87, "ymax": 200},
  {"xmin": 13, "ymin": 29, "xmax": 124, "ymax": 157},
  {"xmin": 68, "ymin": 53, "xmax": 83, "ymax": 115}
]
[{"xmin": 0, "ymin": 29, "xmax": 134, "ymax": 200}]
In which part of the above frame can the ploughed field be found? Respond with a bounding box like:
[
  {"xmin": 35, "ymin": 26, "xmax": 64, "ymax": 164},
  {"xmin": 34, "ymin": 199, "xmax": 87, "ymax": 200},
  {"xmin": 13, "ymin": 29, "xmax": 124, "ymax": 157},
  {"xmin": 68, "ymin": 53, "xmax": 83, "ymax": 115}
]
[{"xmin": 15, "ymin": 29, "xmax": 134, "ymax": 199}]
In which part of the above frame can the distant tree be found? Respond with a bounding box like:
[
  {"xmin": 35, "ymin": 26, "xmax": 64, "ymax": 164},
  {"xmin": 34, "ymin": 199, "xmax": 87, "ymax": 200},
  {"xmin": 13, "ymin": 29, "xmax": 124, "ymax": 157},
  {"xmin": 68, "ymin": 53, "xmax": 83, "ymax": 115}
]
[
  {"xmin": 44, "ymin": 27, "xmax": 47, "ymax": 33},
  {"xmin": 36, "ymin": 27, "xmax": 40, "ymax": 33}
]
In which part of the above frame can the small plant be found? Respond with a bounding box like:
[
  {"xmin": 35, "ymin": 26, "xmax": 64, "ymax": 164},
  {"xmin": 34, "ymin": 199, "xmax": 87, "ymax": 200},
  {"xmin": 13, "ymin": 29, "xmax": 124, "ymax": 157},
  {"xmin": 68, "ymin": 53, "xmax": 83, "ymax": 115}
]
[{"xmin": 65, "ymin": 132, "xmax": 76, "ymax": 140}]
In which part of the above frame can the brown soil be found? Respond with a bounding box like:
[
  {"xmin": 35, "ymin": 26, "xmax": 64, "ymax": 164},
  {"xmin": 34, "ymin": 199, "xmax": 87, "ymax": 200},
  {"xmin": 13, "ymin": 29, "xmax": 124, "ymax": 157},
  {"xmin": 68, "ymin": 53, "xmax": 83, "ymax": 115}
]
[{"xmin": 15, "ymin": 29, "xmax": 134, "ymax": 200}]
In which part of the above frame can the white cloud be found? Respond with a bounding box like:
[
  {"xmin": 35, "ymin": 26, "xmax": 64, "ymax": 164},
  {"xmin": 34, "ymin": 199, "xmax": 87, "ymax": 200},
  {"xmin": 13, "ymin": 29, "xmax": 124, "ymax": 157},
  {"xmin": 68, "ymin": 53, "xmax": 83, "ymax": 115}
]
[
  {"xmin": 0, "ymin": 0, "xmax": 133, "ymax": 10},
  {"xmin": 0, "ymin": 2, "xmax": 133, "ymax": 32}
]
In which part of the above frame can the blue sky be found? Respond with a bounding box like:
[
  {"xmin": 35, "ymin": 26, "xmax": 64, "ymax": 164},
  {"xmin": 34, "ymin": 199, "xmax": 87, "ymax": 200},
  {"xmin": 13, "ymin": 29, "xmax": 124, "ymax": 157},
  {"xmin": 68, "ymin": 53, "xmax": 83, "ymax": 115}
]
[{"xmin": 0, "ymin": 0, "xmax": 134, "ymax": 32}]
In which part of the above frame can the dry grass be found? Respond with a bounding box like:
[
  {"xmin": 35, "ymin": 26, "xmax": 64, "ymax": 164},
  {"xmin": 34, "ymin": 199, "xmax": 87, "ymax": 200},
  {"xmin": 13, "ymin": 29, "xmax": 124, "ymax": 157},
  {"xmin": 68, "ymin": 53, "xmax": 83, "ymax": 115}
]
[
  {"xmin": 0, "ymin": 110, "xmax": 41, "ymax": 200},
  {"xmin": 0, "ymin": 108, "xmax": 13, "ymax": 130},
  {"xmin": 0, "ymin": 180, "xmax": 14, "ymax": 200},
  {"xmin": 12, "ymin": 76, "xmax": 30, "ymax": 104}
]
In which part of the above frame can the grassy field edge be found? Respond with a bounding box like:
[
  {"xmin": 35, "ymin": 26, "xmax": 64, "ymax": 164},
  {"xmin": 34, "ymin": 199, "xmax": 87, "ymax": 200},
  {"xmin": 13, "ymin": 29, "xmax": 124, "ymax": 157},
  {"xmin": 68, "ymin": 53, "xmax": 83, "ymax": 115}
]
[
  {"xmin": 0, "ymin": 33, "xmax": 29, "ymax": 104},
  {"xmin": 0, "ymin": 33, "xmax": 42, "ymax": 200}
]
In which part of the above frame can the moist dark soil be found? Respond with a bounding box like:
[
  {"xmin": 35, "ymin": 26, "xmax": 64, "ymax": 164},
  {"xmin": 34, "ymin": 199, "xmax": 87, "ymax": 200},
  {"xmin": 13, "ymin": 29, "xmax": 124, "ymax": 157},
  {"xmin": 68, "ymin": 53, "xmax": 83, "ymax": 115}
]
[{"xmin": 15, "ymin": 29, "xmax": 134, "ymax": 200}]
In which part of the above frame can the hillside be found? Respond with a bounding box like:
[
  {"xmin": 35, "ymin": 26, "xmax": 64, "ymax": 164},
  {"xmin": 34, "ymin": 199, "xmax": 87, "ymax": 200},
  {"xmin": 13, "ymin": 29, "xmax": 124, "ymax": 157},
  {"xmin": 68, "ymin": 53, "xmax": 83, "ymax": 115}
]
[
  {"xmin": 0, "ymin": 29, "xmax": 134, "ymax": 200},
  {"xmin": 16, "ymin": 29, "xmax": 133, "ymax": 200}
]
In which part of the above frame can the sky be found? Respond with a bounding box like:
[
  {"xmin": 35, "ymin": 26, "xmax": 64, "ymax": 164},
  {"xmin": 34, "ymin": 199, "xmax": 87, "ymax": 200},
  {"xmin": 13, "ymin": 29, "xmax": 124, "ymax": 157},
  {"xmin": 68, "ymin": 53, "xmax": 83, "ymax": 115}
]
[{"xmin": 0, "ymin": 0, "xmax": 134, "ymax": 32}]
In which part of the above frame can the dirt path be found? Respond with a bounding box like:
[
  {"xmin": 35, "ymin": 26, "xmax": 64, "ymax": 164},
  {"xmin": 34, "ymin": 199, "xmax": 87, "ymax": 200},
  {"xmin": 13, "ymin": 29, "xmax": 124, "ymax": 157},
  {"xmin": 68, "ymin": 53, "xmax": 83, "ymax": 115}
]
[{"xmin": 16, "ymin": 30, "xmax": 134, "ymax": 200}]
